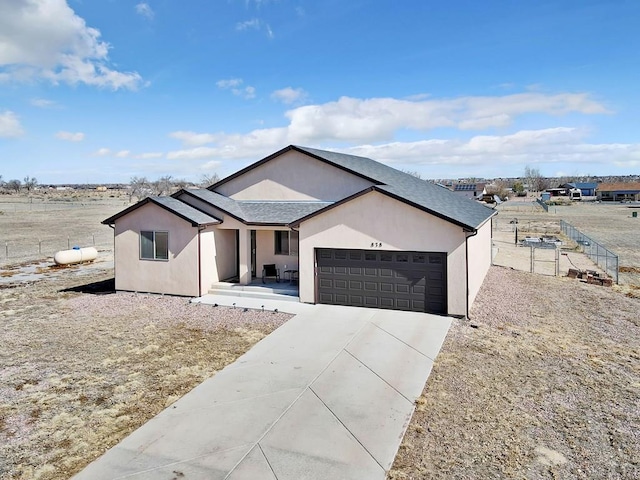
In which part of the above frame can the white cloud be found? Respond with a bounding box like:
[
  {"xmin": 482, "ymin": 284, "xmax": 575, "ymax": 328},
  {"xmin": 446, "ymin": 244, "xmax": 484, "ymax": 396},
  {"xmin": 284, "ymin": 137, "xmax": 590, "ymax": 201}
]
[
  {"xmin": 0, "ymin": 0, "xmax": 142, "ymax": 90},
  {"xmin": 135, "ymin": 152, "xmax": 163, "ymax": 159},
  {"xmin": 170, "ymin": 131, "xmax": 216, "ymax": 146},
  {"xmin": 30, "ymin": 97, "xmax": 57, "ymax": 108},
  {"xmin": 0, "ymin": 110, "xmax": 25, "ymax": 138},
  {"xmin": 235, "ymin": 18, "xmax": 273, "ymax": 38},
  {"xmin": 55, "ymin": 131, "xmax": 84, "ymax": 141},
  {"xmin": 116, "ymin": 150, "xmax": 131, "ymax": 158},
  {"xmin": 283, "ymin": 93, "xmax": 610, "ymax": 143},
  {"xmin": 342, "ymin": 128, "xmax": 640, "ymax": 172},
  {"xmin": 216, "ymin": 78, "xmax": 243, "ymax": 89},
  {"xmin": 135, "ymin": 2, "xmax": 154, "ymax": 20},
  {"xmin": 236, "ymin": 18, "xmax": 260, "ymax": 31},
  {"xmin": 271, "ymin": 87, "xmax": 308, "ymax": 105},
  {"xmin": 94, "ymin": 148, "xmax": 111, "ymax": 156},
  {"xmin": 216, "ymin": 78, "xmax": 256, "ymax": 99}
]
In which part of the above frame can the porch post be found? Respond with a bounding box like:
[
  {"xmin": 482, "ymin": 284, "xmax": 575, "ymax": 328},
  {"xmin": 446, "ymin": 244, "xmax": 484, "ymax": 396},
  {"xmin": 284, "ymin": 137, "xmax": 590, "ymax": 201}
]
[{"xmin": 238, "ymin": 227, "xmax": 251, "ymax": 285}]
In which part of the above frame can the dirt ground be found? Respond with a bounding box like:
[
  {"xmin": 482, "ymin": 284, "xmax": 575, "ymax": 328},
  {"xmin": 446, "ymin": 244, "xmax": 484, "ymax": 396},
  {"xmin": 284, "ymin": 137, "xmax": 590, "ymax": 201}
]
[
  {"xmin": 390, "ymin": 265, "xmax": 640, "ymax": 479},
  {"xmin": 0, "ymin": 263, "xmax": 290, "ymax": 479}
]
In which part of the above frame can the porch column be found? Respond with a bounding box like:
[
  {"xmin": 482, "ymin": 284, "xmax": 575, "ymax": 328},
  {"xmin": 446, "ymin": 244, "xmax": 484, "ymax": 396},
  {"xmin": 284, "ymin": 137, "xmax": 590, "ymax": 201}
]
[{"xmin": 238, "ymin": 227, "xmax": 252, "ymax": 285}]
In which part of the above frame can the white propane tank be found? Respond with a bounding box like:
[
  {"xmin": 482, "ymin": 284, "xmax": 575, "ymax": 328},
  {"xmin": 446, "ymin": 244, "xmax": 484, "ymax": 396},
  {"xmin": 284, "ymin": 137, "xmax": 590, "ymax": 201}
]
[{"xmin": 54, "ymin": 247, "xmax": 98, "ymax": 265}]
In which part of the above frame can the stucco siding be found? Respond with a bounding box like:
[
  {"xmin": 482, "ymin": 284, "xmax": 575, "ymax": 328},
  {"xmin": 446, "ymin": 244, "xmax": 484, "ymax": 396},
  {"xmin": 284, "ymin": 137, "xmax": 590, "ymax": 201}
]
[
  {"xmin": 214, "ymin": 150, "xmax": 375, "ymax": 201},
  {"xmin": 199, "ymin": 228, "xmax": 216, "ymax": 288},
  {"xmin": 466, "ymin": 218, "xmax": 493, "ymax": 308},
  {"xmin": 255, "ymin": 229, "xmax": 299, "ymax": 280},
  {"xmin": 114, "ymin": 202, "xmax": 199, "ymax": 296},
  {"xmin": 213, "ymin": 229, "xmax": 237, "ymax": 281},
  {"xmin": 297, "ymin": 191, "xmax": 469, "ymax": 315}
]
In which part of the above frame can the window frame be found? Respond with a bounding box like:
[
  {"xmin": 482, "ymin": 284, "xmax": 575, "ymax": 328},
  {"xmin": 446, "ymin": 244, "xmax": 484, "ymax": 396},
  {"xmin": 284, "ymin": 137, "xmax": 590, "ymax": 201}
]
[
  {"xmin": 140, "ymin": 230, "xmax": 169, "ymax": 261},
  {"xmin": 274, "ymin": 230, "xmax": 299, "ymax": 256}
]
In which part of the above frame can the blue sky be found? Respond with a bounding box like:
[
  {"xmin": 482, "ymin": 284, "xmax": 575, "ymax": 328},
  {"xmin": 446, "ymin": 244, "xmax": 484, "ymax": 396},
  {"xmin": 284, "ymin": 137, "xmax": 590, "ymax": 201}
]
[{"xmin": 1, "ymin": 0, "xmax": 639, "ymax": 184}]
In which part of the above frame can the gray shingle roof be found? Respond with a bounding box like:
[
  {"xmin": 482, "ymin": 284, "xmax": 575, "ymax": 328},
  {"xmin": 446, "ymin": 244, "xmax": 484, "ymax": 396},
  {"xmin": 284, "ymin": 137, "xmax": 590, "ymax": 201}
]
[
  {"xmin": 179, "ymin": 188, "xmax": 247, "ymax": 220},
  {"xmin": 102, "ymin": 196, "xmax": 221, "ymax": 226},
  {"xmin": 295, "ymin": 146, "xmax": 495, "ymax": 229},
  {"xmin": 177, "ymin": 188, "xmax": 331, "ymax": 225},
  {"xmin": 238, "ymin": 201, "xmax": 333, "ymax": 224}
]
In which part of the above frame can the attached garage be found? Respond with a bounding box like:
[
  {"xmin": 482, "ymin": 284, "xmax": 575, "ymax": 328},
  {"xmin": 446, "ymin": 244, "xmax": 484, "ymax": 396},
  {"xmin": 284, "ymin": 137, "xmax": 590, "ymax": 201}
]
[{"xmin": 316, "ymin": 248, "xmax": 447, "ymax": 314}]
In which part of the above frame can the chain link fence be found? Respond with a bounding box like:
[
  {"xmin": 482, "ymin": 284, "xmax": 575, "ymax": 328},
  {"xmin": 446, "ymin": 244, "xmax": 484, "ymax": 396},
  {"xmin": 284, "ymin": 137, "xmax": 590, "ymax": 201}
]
[{"xmin": 560, "ymin": 220, "xmax": 619, "ymax": 283}]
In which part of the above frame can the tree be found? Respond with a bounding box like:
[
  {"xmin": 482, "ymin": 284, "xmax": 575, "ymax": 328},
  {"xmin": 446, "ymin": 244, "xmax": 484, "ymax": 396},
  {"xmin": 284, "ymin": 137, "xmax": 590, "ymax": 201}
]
[
  {"xmin": 129, "ymin": 176, "xmax": 150, "ymax": 202},
  {"xmin": 199, "ymin": 173, "xmax": 220, "ymax": 188},
  {"xmin": 513, "ymin": 181, "xmax": 525, "ymax": 194},
  {"xmin": 6, "ymin": 179, "xmax": 21, "ymax": 193},
  {"xmin": 23, "ymin": 176, "xmax": 38, "ymax": 193},
  {"xmin": 150, "ymin": 175, "xmax": 173, "ymax": 196},
  {"xmin": 524, "ymin": 165, "xmax": 549, "ymax": 192}
]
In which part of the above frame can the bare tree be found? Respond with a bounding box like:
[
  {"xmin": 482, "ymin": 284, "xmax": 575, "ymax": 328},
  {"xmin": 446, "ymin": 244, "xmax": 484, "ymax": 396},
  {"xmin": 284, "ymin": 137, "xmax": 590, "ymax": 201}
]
[
  {"xmin": 524, "ymin": 166, "xmax": 548, "ymax": 192},
  {"xmin": 6, "ymin": 179, "xmax": 21, "ymax": 193},
  {"xmin": 23, "ymin": 176, "xmax": 38, "ymax": 193},
  {"xmin": 150, "ymin": 175, "xmax": 174, "ymax": 196},
  {"xmin": 199, "ymin": 173, "xmax": 220, "ymax": 188},
  {"xmin": 129, "ymin": 176, "xmax": 150, "ymax": 202}
]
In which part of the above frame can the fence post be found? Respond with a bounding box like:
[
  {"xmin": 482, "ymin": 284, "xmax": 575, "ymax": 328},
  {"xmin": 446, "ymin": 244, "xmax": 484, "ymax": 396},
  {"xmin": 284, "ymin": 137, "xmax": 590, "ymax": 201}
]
[
  {"xmin": 530, "ymin": 246, "xmax": 534, "ymax": 273},
  {"xmin": 67, "ymin": 236, "xmax": 70, "ymax": 249},
  {"xmin": 5, "ymin": 242, "xmax": 7, "ymax": 259}
]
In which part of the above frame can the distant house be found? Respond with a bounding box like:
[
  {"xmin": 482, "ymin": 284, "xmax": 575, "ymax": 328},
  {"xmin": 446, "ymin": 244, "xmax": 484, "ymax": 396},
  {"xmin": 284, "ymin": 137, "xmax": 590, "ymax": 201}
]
[
  {"xmin": 451, "ymin": 183, "xmax": 486, "ymax": 200},
  {"xmin": 597, "ymin": 182, "xmax": 640, "ymax": 202},
  {"xmin": 103, "ymin": 145, "xmax": 496, "ymax": 316},
  {"xmin": 563, "ymin": 182, "xmax": 598, "ymax": 196}
]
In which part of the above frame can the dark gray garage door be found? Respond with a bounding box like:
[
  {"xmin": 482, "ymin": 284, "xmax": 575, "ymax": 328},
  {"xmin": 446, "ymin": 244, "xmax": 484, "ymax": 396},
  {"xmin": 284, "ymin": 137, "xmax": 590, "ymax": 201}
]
[{"xmin": 316, "ymin": 248, "xmax": 447, "ymax": 314}]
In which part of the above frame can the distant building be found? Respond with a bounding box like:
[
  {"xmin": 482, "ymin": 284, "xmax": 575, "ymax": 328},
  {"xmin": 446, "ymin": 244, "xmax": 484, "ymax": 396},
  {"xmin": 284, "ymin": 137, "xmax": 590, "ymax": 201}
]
[
  {"xmin": 597, "ymin": 182, "xmax": 640, "ymax": 202},
  {"xmin": 451, "ymin": 183, "xmax": 486, "ymax": 199},
  {"xmin": 563, "ymin": 182, "xmax": 598, "ymax": 196}
]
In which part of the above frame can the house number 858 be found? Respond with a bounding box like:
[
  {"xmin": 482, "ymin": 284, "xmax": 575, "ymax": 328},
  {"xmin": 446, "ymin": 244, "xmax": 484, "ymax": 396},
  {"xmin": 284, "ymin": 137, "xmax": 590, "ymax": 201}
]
[{"xmin": 371, "ymin": 242, "xmax": 383, "ymax": 247}]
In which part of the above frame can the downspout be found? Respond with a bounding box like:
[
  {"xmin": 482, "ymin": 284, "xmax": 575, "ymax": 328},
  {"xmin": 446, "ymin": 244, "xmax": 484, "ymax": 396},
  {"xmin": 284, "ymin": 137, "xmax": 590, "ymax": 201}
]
[
  {"xmin": 197, "ymin": 226, "xmax": 205, "ymax": 298},
  {"xmin": 464, "ymin": 227, "xmax": 478, "ymax": 320}
]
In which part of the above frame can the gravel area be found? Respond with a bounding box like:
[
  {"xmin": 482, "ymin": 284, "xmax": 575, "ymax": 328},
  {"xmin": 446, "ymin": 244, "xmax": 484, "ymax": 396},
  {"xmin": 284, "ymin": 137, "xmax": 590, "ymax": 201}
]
[
  {"xmin": 389, "ymin": 265, "xmax": 640, "ymax": 479},
  {"xmin": 0, "ymin": 263, "xmax": 290, "ymax": 479}
]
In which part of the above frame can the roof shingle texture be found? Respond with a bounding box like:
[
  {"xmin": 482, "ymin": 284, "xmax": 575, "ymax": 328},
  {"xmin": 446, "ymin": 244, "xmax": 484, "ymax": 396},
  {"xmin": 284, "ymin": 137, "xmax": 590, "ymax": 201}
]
[{"xmin": 295, "ymin": 146, "xmax": 495, "ymax": 229}]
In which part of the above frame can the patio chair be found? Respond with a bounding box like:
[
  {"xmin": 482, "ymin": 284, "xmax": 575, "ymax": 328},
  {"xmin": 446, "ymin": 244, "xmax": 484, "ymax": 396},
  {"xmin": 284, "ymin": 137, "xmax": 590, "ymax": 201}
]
[{"xmin": 262, "ymin": 264, "xmax": 280, "ymax": 283}]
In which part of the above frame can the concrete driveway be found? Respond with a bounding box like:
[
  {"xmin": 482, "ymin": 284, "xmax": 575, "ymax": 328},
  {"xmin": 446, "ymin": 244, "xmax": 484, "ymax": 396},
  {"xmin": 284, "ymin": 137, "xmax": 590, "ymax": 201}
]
[{"xmin": 73, "ymin": 297, "xmax": 451, "ymax": 480}]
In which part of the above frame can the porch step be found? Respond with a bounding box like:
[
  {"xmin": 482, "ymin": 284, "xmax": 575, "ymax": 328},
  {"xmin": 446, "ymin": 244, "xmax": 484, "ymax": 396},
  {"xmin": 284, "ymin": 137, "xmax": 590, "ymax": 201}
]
[{"xmin": 208, "ymin": 282, "xmax": 299, "ymax": 302}]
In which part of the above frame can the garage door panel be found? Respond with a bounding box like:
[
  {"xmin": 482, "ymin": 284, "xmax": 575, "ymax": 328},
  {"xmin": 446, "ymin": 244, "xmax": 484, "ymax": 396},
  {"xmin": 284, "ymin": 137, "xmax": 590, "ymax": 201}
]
[
  {"xmin": 334, "ymin": 279, "xmax": 348, "ymax": 290},
  {"xmin": 316, "ymin": 249, "xmax": 446, "ymax": 314}
]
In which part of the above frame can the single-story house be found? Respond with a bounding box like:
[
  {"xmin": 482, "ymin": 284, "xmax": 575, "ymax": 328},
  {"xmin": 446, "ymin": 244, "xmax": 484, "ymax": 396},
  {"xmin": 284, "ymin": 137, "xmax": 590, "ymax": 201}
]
[
  {"xmin": 596, "ymin": 182, "xmax": 640, "ymax": 202},
  {"xmin": 451, "ymin": 183, "xmax": 486, "ymax": 200},
  {"xmin": 563, "ymin": 182, "xmax": 598, "ymax": 197},
  {"xmin": 103, "ymin": 145, "xmax": 496, "ymax": 317}
]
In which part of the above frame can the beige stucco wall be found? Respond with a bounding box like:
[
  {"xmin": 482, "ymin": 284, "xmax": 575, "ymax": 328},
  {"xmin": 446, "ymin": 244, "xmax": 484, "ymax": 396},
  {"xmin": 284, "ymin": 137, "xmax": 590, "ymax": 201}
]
[
  {"xmin": 214, "ymin": 150, "xmax": 375, "ymax": 201},
  {"xmin": 255, "ymin": 229, "xmax": 299, "ymax": 280},
  {"xmin": 114, "ymin": 202, "xmax": 199, "ymax": 296},
  {"xmin": 466, "ymin": 218, "xmax": 493, "ymax": 309},
  {"xmin": 297, "ymin": 191, "xmax": 472, "ymax": 316}
]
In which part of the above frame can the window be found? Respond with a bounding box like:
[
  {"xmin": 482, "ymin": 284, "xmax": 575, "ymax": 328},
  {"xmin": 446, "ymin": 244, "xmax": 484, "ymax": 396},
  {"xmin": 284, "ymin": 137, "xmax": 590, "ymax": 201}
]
[
  {"xmin": 140, "ymin": 231, "xmax": 169, "ymax": 260},
  {"xmin": 275, "ymin": 230, "xmax": 299, "ymax": 256}
]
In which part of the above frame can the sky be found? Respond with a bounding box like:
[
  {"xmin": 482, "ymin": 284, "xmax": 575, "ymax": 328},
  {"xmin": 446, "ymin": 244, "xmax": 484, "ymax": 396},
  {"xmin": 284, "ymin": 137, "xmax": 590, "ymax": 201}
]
[{"xmin": 0, "ymin": 0, "xmax": 639, "ymax": 184}]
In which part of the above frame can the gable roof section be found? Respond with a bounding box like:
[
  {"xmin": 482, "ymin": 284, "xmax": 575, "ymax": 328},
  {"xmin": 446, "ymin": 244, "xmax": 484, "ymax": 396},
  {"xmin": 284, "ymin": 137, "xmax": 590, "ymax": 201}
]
[
  {"xmin": 566, "ymin": 182, "xmax": 598, "ymax": 189},
  {"xmin": 290, "ymin": 185, "xmax": 495, "ymax": 231},
  {"xmin": 210, "ymin": 145, "xmax": 496, "ymax": 230},
  {"xmin": 102, "ymin": 196, "xmax": 221, "ymax": 227},
  {"xmin": 175, "ymin": 188, "xmax": 332, "ymax": 225}
]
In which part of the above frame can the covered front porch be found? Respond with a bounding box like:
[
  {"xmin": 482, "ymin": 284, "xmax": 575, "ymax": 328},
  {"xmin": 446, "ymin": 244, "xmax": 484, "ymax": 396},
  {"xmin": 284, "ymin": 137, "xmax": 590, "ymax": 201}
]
[{"xmin": 227, "ymin": 226, "xmax": 300, "ymax": 287}]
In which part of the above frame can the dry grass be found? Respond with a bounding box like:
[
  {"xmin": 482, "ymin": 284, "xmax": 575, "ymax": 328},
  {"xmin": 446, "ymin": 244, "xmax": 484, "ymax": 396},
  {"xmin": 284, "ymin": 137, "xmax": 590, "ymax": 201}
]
[
  {"xmin": 0, "ymin": 266, "xmax": 290, "ymax": 479},
  {"xmin": 389, "ymin": 266, "xmax": 640, "ymax": 479}
]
